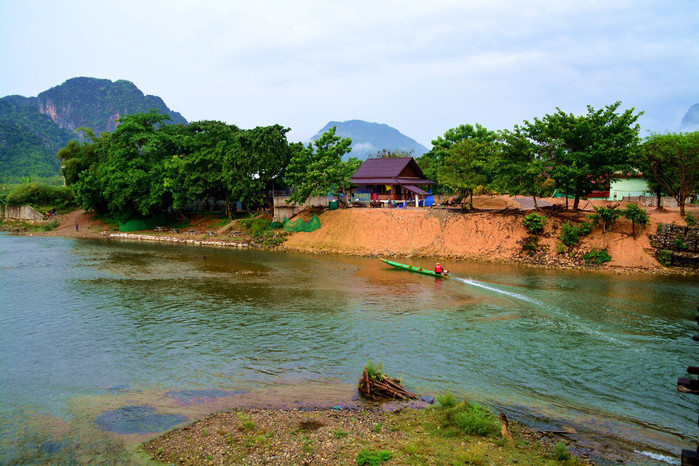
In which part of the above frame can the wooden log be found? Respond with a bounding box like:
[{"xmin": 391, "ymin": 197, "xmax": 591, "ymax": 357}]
[
  {"xmin": 500, "ymin": 413, "xmax": 514, "ymax": 446},
  {"xmin": 688, "ymin": 366, "xmax": 699, "ymax": 375}
]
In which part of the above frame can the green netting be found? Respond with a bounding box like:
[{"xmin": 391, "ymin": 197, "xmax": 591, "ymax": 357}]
[
  {"xmin": 282, "ymin": 214, "xmax": 321, "ymax": 233},
  {"xmin": 119, "ymin": 215, "xmax": 167, "ymax": 232}
]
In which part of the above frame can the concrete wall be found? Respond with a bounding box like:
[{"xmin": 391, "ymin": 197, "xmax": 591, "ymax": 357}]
[
  {"xmin": 273, "ymin": 196, "xmax": 330, "ymax": 222},
  {"xmin": 0, "ymin": 204, "xmax": 45, "ymax": 221},
  {"xmin": 608, "ymin": 178, "xmax": 650, "ymax": 201}
]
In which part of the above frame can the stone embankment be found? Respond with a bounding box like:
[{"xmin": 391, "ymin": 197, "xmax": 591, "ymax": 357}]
[
  {"xmin": 650, "ymin": 223, "xmax": 699, "ymax": 268},
  {"xmin": 108, "ymin": 232, "xmax": 251, "ymax": 248}
]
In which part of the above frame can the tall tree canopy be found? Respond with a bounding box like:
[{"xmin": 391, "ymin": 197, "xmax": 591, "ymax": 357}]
[
  {"xmin": 418, "ymin": 124, "xmax": 498, "ymax": 195},
  {"xmin": 285, "ymin": 126, "xmax": 354, "ymax": 204},
  {"xmin": 501, "ymin": 102, "xmax": 642, "ymax": 209},
  {"xmin": 63, "ymin": 112, "xmax": 296, "ymax": 221},
  {"xmin": 639, "ymin": 131, "xmax": 698, "ymax": 216}
]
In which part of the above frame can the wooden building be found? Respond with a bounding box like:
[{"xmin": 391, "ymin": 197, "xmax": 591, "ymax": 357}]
[{"xmin": 350, "ymin": 157, "xmax": 436, "ymax": 206}]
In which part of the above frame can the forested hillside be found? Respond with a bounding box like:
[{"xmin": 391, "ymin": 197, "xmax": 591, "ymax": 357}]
[{"xmin": 0, "ymin": 77, "xmax": 186, "ymax": 182}]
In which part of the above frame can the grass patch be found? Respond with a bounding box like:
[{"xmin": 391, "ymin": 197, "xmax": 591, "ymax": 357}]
[{"xmin": 356, "ymin": 449, "xmax": 392, "ymax": 465}]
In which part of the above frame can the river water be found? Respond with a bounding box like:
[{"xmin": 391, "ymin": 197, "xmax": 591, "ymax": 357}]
[{"xmin": 0, "ymin": 233, "xmax": 697, "ymax": 463}]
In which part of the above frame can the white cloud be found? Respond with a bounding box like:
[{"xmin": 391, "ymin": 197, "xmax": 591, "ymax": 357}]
[{"xmin": 1, "ymin": 0, "xmax": 697, "ymax": 145}]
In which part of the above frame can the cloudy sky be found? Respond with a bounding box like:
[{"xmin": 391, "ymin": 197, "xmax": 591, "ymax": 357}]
[{"xmin": 1, "ymin": 0, "xmax": 697, "ymax": 146}]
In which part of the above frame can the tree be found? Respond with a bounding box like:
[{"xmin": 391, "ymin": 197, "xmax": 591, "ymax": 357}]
[
  {"xmin": 370, "ymin": 149, "xmax": 414, "ymax": 159},
  {"xmin": 638, "ymin": 132, "xmax": 698, "ymax": 216},
  {"xmin": 83, "ymin": 110, "xmax": 174, "ymax": 222},
  {"xmin": 437, "ymin": 139, "xmax": 490, "ymax": 207},
  {"xmin": 622, "ymin": 203, "xmax": 650, "ymax": 237},
  {"xmin": 418, "ymin": 124, "xmax": 498, "ymax": 195},
  {"xmin": 511, "ymin": 102, "xmax": 642, "ymax": 210},
  {"xmin": 57, "ymin": 127, "xmax": 104, "ymax": 185},
  {"xmin": 285, "ymin": 126, "xmax": 353, "ymax": 205},
  {"xmin": 496, "ymin": 126, "xmax": 549, "ymax": 208}
]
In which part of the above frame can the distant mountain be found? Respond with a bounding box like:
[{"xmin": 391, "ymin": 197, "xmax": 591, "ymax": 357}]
[
  {"xmin": 0, "ymin": 77, "xmax": 187, "ymax": 182},
  {"xmin": 680, "ymin": 103, "xmax": 699, "ymax": 132},
  {"xmin": 311, "ymin": 120, "xmax": 429, "ymax": 161}
]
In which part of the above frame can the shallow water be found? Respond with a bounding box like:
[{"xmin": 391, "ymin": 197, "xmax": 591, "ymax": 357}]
[{"xmin": 0, "ymin": 233, "xmax": 697, "ymax": 463}]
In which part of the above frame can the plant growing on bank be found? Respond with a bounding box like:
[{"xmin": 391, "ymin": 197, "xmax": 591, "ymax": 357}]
[
  {"xmin": 435, "ymin": 395, "xmax": 497, "ymax": 437},
  {"xmin": 657, "ymin": 249, "xmax": 673, "ymax": 266},
  {"xmin": 674, "ymin": 238, "xmax": 688, "ymax": 250},
  {"xmin": 582, "ymin": 248, "xmax": 612, "ymax": 265},
  {"xmin": 356, "ymin": 449, "xmax": 392, "ymax": 465},
  {"xmin": 522, "ymin": 212, "xmax": 546, "ymax": 235},
  {"xmin": 622, "ymin": 203, "xmax": 649, "ymax": 237},
  {"xmin": 686, "ymin": 212, "xmax": 697, "ymax": 227},
  {"xmin": 590, "ymin": 206, "xmax": 620, "ymax": 233},
  {"xmin": 559, "ymin": 220, "xmax": 595, "ymax": 248}
]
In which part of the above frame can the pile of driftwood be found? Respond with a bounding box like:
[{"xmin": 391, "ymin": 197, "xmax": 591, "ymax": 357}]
[{"xmin": 358, "ymin": 366, "xmax": 419, "ymax": 400}]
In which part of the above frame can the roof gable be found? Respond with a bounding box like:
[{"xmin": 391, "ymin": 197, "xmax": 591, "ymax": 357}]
[{"xmin": 352, "ymin": 157, "xmax": 429, "ymax": 180}]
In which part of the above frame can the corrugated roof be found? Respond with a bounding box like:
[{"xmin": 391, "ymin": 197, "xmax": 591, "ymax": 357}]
[
  {"xmin": 352, "ymin": 157, "xmax": 413, "ymax": 178},
  {"xmin": 403, "ymin": 185, "xmax": 430, "ymax": 195},
  {"xmin": 351, "ymin": 157, "xmax": 434, "ymax": 185}
]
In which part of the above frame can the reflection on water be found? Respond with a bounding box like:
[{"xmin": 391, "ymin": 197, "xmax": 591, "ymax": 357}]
[{"xmin": 0, "ymin": 233, "xmax": 697, "ymax": 462}]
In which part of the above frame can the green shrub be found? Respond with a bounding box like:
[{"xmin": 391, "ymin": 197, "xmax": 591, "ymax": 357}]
[
  {"xmin": 590, "ymin": 206, "xmax": 620, "ymax": 233},
  {"xmin": 40, "ymin": 220, "xmax": 61, "ymax": 231},
  {"xmin": 241, "ymin": 217, "xmax": 272, "ymax": 237},
  {"xmin": 356, "ymin": 449, "xmax": 392, "ymax": 465},
  {"xmin": 559, "ymin": 221, "xmax": 595, "ymax": 247},
  {"xmin": 437, "ymin": 393, "xmax": 458, "ymax": 409},
  {"xmin": 555, "ymin": 242, "xmax": 567, "ymax": 254},
  {"xmin": 521, "ymin": 236, "xmax": 541, "ymax": 256},
  {"xmin": 522, "ymin": 212, "xmax": 546, "ymax": 235},
  {"xmin": 686, "ymin": 213, "xmax": 697, "ymax": 227},
  {"xmin": 5, "ymin": 182, "xmax": 75, "ymax": 208},
  {"xmin": 365, "ymin": 360, "xmax": 384, "ymax": 380},
  {"xmin": 582, "ymin": 248, "xmax": 612, "ymax": 265},
  {"xmin": 674, "ymin": 238, "xmax": 688, "ymax": 250},
  {"xmin": 552, "ymin": 442, "xmax": 571, "ymax": 461},
  {"xmin": 657, "ymin": 249, "xmax": 673, "ymax": 266},
  {"xmin": 435, "ymin": 398, "xmax": 497, "ymax": 437},
  {"xmin": 622, "ymin": 203, "xmax": 650, "ymax": 237}
]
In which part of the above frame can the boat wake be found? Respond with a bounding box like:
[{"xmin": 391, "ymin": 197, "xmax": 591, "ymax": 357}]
[{"xmin": 453, "ymin": 277, "xmax": 541, "ymax": 305}]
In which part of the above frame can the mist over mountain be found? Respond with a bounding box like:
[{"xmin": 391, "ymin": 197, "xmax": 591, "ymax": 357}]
[
  {"xmin": 0, "ymin": 77, "xmax": 186, "ymax": 181},
  {"xmin": 311, "ymin": 120, "xmax": 429, "ymax": 160},
  {"xmin": 680, "ymin": 103, "xmax": 699, "ymax": 132}
]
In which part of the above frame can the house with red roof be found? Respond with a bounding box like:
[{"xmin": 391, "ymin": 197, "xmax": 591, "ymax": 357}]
[{"xmin": 350, "ymin": 157, "xmax": 436, "ymax": 206}]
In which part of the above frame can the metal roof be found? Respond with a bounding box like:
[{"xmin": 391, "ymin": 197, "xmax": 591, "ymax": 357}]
[{"xmin": 350, "ymin": 157, "xmax": 434, "ymax": 185}]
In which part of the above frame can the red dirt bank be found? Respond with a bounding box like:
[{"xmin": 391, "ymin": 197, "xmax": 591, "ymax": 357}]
[{"xmin": 37, "ymin": 197, "xmax": 696, "ymax": 272}]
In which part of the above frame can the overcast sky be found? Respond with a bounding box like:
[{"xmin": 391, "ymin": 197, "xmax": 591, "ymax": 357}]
[{"xmin": 1, "ymin": 0, "xmax": 697, "ymax": 147}]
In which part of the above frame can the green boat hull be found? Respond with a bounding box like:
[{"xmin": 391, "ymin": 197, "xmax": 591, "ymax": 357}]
[{"xmin": 381, "ymin": 259, "xmax": 449, "ymax": 278}]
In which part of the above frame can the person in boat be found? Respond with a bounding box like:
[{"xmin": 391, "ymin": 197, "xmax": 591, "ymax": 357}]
[{"xmin": 435, "ymin": 263, "xmax": 448, "ymax": 276}]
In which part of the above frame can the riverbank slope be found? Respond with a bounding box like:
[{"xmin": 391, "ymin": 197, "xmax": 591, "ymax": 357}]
[{"xmin": 23, "ymin": 196, "xmax": 697, "ymax": 272}]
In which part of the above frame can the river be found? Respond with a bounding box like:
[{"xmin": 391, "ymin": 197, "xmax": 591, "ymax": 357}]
[{"xmin": 0, "ymin": 233, "xmax": 697, "ymax": 463}]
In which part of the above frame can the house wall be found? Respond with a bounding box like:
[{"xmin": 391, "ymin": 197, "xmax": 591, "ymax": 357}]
[{"xmin": 608, "ymin": 178, "xmax": 650, "ymax": 201}]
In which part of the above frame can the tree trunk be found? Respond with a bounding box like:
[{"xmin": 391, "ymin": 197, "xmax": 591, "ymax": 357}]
[
  {"xmin": 656, "ymin": 190, "xmax": 662, "ymax": 210},
  {"xmin": 573, "ymin": 195, "xmax": 580, "ymax": 211},
  {"xmin": 532, "ymin": 195, "xmax": 538, "ymax": 209}
]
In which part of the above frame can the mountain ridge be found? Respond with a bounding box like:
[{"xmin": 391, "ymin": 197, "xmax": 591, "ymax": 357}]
[
  {"xmin": 0, "ymin": 77, "xmax": 186, "ymax": 181},
  {"xmin": 311, "ymin": 119, "xmax": 429, "ymax": 160}
]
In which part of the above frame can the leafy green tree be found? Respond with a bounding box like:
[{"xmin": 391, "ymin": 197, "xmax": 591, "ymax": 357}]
[
  {"xmin": 370, "ymin": 148, "xmax": 415, "ymax": 158},
  {"xmin": 419, "ymin": 124, "xmax": 498, "ymax": 195},
  {"xmin": 84, "ymin": 110, "xmax": 174, "ymax": 222},
  {"xmin": 509, "ymin": 102, "xmax": 642, "ymax": 210},
  {"xmin": 285, "ymin": 126, "xmax": 353, "ymax": 204},
  {"xmin": 590, "ymin": 206, "xmax": 621, "ymax": 233},
  {"xmin": 437, "ymin": 139, "xmax": 490, "ymax": 207},
  {"xmin": 638, "ymin": 132, "xmax": 698, "ymax": 216},
  {"xmin": 495, "ymin": 126, "xmax": 550, "ymax": 208},
  {"xmin": 622, "ymin": 203, "xmax": 650, "ymax": 237}
]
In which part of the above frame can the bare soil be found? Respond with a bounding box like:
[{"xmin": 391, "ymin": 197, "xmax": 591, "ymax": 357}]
[{"xmin": 29, "ymin": 196, "xmax": 697, "ymax": 273}]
